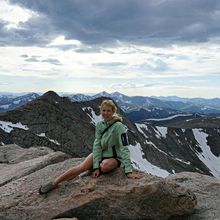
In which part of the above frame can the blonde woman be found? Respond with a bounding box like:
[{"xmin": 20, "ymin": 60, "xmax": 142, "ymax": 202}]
[{"xmin": 39, "ymin": 99, "xmax": 143, "ymax": 194}]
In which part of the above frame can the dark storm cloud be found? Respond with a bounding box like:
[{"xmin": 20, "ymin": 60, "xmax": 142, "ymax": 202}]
[
  {"xmin": 4, "ymin": 0, "xmax": 220, "ymax": 47},
  {"xmin": 0, "ymin": 13, "xmax": 56, "ymax": 46}
]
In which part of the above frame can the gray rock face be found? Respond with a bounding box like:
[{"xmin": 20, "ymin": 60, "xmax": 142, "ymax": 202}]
[
  {"xmin": 0, "ymin": 144, "xmax": 54, "ymax": 163},
  {"xmin": 1, "ymin": 144, "xmax": 219, "ymax": 220},
  {"xmin": 0, "ymin": 161, "xmax": 196, "ymax": 220},
  {"xmin": 0, "ymin": 144, "xmax": 70, "ymax": 187},
  {"xmin": 0, "ymin": 91, "xmax": 96, "ymax": 157}
]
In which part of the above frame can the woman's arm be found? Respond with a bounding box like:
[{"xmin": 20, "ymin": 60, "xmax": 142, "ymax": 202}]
[
  {"xmin": 116, "ymin": 123, "xmax": 133, "ymax": 174},
  {"xmin": 92, "ymin": 123, "xmax": 102, "ymax": 170},
  {"xmin": 116, "ymin": 123, "xmax": 144, "ymax": 179}
]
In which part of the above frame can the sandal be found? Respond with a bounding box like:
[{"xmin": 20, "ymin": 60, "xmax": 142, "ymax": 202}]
[{"xmin": 39, "ymin": 182, "xmax": 57, "ymax": 194}]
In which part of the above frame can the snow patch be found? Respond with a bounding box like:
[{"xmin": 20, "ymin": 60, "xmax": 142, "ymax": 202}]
[
  {"xmin": 146, "ymin": 114, "xmax": 192, "ymax": 121},
  {"xmin": 193, "ymin": 128, "xmax": 220, "ymax": 178},
  {"xmin": 37, "ymin": 133, "xmax": 46, "ymax": 137},
  {"xmin": 155, "ymin": 126, "xmax": 168, "ymax": 138},
  {"xmin": 37, "ymin": 133, "xmax": 61, "ymax": 145},
  {"xmin": 0, "ymin": 121, "xmax": 29, "ymax": 133},
  {"xmin": 128, "ymin": 142, "xmax": 170, "ymax": 177},
  {"xmin": 174, "ymin": 131, "xmax": 179, "ymax": 137},
  {"xmin": 82, "ymin": 107, "xmax": 102, "ymax": 125},
  {"xmin": 13, "ymin": 100, "xmax": 21, "ymax": 104},
  {"xmin": 0, "ymin": 104, "xmax": 10, "ymax": 109},
  {"xmin": 174, "ymin": 157, "xmax": 191, "ymax": 165}
]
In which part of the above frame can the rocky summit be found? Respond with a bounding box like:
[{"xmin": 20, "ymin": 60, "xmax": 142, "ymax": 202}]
[
  {"xmin": 0, "ymin": 144, "xmax": 220, "ymax": 219},
  {"xmin": 0, "ymin": 144, "xmax": 201, "ymax": 220}
]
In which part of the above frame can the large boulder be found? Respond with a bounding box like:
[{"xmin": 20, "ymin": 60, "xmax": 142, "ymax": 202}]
[
  {"xmin": 167, "ymin": 172, "xmax": 220, "ymax": 219},
  {"xmin": 0, "ymin": 157, "xmax": 196, "ymax": 220}
]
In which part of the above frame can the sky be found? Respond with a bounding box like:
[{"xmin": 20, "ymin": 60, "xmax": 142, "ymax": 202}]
[{"xmin": 0, "ymin": 0, "xmax": 220, "ymax": 98}]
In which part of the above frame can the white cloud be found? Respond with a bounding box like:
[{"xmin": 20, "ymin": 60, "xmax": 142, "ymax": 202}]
[
  {"xmin": 1, "ymin": 37, "xmax": 220, "ymax": 97},
  {"xmin": 48, "ymin": 35, "xmax": 82, "ymax": 47},
  {"xmin": 1, "ymin": 40, "xmax": 220, "ymax": 79},
  {"xmin": 0, "ymin": 0, "xmax": 38, "ymax": 30}
]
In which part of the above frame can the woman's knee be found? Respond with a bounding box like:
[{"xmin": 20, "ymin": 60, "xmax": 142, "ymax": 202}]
[{"xmin": 100, "ymin": 159, "xmax": 117, "ymax": 173}]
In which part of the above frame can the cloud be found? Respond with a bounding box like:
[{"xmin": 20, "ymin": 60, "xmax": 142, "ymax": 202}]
[
  {"xmin": 25, "ymin": 56, "xmax": 40, "ymax": 62},
  {"xmin": 20, "ymin": 54, "xmax": 28, "ymax": 58},
  {"xmin": 110, "ymin": 83, "xmax": 137, "ymax": 89},
  {"xmin": 1, "ymin": 0, "xmax": 219, "ymax": 47},
  {"xmin": 41, "ymin": 58, "xmax": 61, "ymax": 65},
  {"xmin": 22, "ymin": 55, "xmax": 61, "ymax": 65},
  {"xmin": 94, "ymin": 62, "xmax": 128, "ymax": 67},
  {"xmin": 0, "ymin": 81, "xmax": 10, "ymax": 85}
]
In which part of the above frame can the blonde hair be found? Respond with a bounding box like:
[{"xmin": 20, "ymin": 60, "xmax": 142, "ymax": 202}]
[{"xmin": 100, "ymin": 100, "xmax": 123, "ymax": 121}]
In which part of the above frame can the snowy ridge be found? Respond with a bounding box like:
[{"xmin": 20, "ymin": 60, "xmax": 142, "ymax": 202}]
[
  {"xmin": 82, "ymin": 107, "xmax": 102, "ymax": 125},
  {"xmin": 193, "ymin": 128, "xmax": 220, "ymax": 178},
  {"xmin": 135, "ymin": 123, "xmax": 192, "ymax": 167},
  {"xmin": 0, "ymin": 120, "xmax": 29, "ymax": 133},
  {"xmin": 135, "ymin": 123, "xmax": 169, "ymax": 156},
  {"xmin": 145, "ymin": 140, "xmax": 169, "ymax": 156},
  {"xmin": 128, "ymin": 142, "xmax": 170, "ymax": 177},
  {"xmin": 135, "ymin": 123, "xmax": 149, "ymax": 138}
]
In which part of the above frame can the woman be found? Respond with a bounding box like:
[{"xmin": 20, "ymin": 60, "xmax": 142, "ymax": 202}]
[{"xmin": 39, "ymin": 99, "xmax": 143, "ymax": 194}]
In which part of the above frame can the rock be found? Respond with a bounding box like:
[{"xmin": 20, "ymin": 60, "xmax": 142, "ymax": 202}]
[
  {"xmin": 0, "ymin": 144, "xmax": 25, "ymax": 163},
  {"xmin": 0, "ymin": 144, "xmax": 54, "ymax": 164},
  {"xmin": 0, "ymin": 146, "xmax": 70, "ymax": 187},
  {"xmin": 166, "ymin": 172, "xmax": 220, "ymax": 219},
  {"xmin": 0, "ymin": 157, "xmax": 196, "ymax": 220},
  {"xmin": 55, "ymin": 218, "xmax": 79, "ymax": 220}
]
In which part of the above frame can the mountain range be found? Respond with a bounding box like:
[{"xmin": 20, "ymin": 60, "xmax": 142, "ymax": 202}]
[
  {"xmin": 1, "ymin": 91, "xmax": 220, "ymax": 115},
  {"xmin": 0, "ymin": 92, "xmax": 39, "ymax": 112},
  {"xmin": 0, "ymin": 90, "xmax": 219, "ymax": 178},
  {"xmin": 1, "ymin": 91, "xmax": 220, "ymax": 129}
]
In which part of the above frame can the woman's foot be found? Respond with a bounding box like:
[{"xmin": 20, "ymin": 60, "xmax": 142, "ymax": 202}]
[{"xmin": 39, "ymin": 181, "xmax": 57, "ymax": 194}]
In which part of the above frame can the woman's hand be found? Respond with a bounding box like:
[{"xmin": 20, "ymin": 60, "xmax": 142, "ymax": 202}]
[
  {"xmin": 92, "ymin": 168, "xmax": 100, "ymax": 178},
  {"xmin": 126, "ymin": 172, "xmax": 144, "ymax": 179}
]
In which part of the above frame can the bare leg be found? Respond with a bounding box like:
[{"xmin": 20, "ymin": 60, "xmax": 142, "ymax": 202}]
[{"xmin": 53, "ymin": 153, "xmax": 93, "ymax": 186}]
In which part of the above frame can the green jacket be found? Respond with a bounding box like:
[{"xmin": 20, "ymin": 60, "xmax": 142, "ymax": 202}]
[{"xmin": 92, "ymin": 119, "xmax": 133, "ymax": 174}]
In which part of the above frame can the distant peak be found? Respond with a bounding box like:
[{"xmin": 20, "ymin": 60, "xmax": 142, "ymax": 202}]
[
  {"xmin": 94, "ymin": 91, "xmax": 111, "ymax": 97},
  {"xmin": 41, "ymin": 91, "xmax": 60, "ymax": 99},
  {"xmin": 100, "ymin": 91, "xmax": 110, "ymax": 95},
  {"xmin": 111, "ymin": 91, "xmax": 124, "ymax": 96}
]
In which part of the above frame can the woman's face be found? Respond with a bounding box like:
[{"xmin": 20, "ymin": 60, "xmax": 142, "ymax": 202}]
[{"xmin": 101, "ymin": 105, "xmax": 114, "ymax": 122}]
